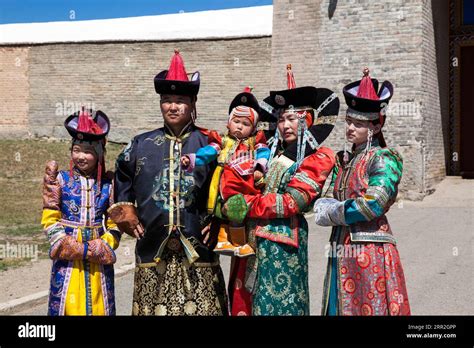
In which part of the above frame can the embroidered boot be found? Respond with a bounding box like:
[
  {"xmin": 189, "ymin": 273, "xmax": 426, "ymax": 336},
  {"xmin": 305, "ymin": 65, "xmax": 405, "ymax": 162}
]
[
  {"xmin": 214, "ymin": 224, "xmax": 237, "ymax": 256},
  {"xmin": 235, "ymin": 244, "xmax": 255, "ymax": 258}
]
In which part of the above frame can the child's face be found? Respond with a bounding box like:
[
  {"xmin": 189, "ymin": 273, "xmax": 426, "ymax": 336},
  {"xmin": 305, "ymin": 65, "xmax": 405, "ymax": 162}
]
[
  {"xmin": 71, "ymin": 143, "xmax": 98, "ymax": 175},
  {"xmin": 227, "ymin": 116, "xmax": 254, "ymax": 139}
]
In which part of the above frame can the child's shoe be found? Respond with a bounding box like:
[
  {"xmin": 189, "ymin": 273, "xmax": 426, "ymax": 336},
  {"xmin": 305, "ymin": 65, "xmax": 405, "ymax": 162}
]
[
  {"xmin": 235, "ymin": 244, "xmax": 255, "ymax": 258},
  {"xmin": 214, "ymin": 225, "xmax": 237, "ymax": 256}
]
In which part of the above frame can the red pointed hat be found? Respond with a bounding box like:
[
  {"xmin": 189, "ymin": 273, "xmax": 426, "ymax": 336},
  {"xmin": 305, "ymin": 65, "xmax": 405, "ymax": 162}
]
[
  {"xmin": 154, "ymin": 49, "xmax": 200, "ymax": 96},
  {"xmin": 64, "ymin": 107, "xmax": 110, "ymax": 141},
  {"xmin": 343, "ymin": 67, "xmax": 393, "ymax": 121}
]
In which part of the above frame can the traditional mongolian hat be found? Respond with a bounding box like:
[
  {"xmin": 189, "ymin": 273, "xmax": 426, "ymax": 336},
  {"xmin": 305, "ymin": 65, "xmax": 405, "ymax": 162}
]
[
  {"xmin": 343, "ymin": 67, "xmax": 393, "ymax": 121},
  {"xmin": 64, "ymin": 107, "xmax": 110, "ymax": 187},
  {"xmin": 64, "ymin": 107, "xmax": 110, "ymax": 142},
  {"xmin": 154, "ymin": 49, "xmax": 200, "ymax": 97},
  {"xmin": 342, "ymin": 67, "xmax": 394, "ymax": 148},
  {"xmin": 259, "ymin": 64, "xmax": 339, "ymax": 165},
  {"xmin": 228, "ymin": 86, "xmax": 261, "ymax": 128}
]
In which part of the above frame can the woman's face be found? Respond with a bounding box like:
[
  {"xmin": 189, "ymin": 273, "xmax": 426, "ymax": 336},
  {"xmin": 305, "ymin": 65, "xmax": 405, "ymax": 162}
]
[
  {"xmin": 277, "ymin": 111, "xmax": 299, "ymax": 144},
  {"xmin": 71, "ymin": 143, "xmax": 98, "ymax": 175},
  {"xmin": 345, "ymin": 115, "xmax": 380, "ymax": 146}
]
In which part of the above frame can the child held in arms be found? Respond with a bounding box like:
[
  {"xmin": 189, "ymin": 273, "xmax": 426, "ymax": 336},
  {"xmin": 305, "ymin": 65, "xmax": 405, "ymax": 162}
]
[{"xmin": 181, "ymin": 87, "xmax": 269, "ymax": 257}]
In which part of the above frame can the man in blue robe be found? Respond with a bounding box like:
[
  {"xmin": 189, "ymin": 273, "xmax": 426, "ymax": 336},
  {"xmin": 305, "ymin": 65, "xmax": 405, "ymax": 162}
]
[{"xmin": 109, "ymin": 50, "xmax": 228, "ymax": 316}]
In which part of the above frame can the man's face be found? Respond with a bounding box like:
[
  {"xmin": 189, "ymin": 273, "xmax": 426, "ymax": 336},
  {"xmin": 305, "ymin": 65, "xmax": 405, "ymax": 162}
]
[{"xmin": 160, "ymin": 94, "xmax": 194, "ymax": 131}]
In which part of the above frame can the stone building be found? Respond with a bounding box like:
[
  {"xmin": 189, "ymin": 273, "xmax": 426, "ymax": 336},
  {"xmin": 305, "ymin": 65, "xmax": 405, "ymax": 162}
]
[{"xmin": 1, "ymin": 1, "xmax": 472, "ymax": 198}]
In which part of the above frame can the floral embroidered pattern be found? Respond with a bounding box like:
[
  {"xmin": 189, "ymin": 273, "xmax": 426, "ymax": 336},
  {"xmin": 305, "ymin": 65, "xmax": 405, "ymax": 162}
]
[{"xmin": 132, "ymin": 248, "xmax": 228, "ymax": 316}]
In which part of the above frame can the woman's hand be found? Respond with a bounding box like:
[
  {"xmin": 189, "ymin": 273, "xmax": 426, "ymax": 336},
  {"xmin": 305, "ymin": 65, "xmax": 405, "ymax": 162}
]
[{"xmin": 313, "ymin": 198, "xmax": 347, "ymax": 226}]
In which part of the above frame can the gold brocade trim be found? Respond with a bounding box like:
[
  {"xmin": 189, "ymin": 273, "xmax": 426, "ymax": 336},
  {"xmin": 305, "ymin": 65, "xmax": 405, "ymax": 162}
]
[
  {"xmin": 265, "ymin": 155, "xmax": 295, "ymax": 193},
  {"xmin": 176, "ymin": 140, "xmax": 183, "ymax": 230},
  {"xmin": 136, "ymin": 256, "xmax": 220, "ymax": 268},
  {"xmin": 219, "ymin": 135, "xmax": 239, "ymax": 164},
  {"xmin": 169, "ymin": 140, "xmax": 175, "ymax": 234}
]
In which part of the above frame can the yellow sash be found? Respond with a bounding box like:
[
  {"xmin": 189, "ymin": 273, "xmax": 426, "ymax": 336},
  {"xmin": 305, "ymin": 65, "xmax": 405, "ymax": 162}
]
[{"xmin": 207, "ymin": 135, "xmax": 255, "ymax": 214}]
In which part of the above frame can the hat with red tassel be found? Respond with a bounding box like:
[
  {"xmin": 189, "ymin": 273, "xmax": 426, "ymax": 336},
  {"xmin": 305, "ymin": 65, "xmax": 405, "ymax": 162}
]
[
  {"xmin": 259, "ymin": 64, "xmax": 339, "ymax": 145},
  {"xmin": 64, "ymin": 107, "xmax": 110, "ymax": 141},
  {"xmin": 64, "ymin": 107, "xmax": 110, "ymax": 186},
  {"xmin": 343, "ymin": 67, "xmax": 393, "ymax": 121},
  {"xmin": 258, "ymin": 64, "xmax": 339, "ymax": 161},
  {"xmin": 228, "ymin": 86, "xmax": 261, "ymax": 127},
  {"xmin": 154, "ymin": 49, "xmax": 200, "ymax": 96}
]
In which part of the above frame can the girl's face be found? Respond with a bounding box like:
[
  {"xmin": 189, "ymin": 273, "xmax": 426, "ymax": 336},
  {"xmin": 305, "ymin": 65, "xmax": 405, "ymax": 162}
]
[
  {"xmin": 71, "ymin": 143, "xmax": 98, "ymax": 175},
  {"xmin": 345, "ymin": 115, "xmax": 381, "ymax": 146},
  {"xmin": 227, "ymin": 116, "xmax": 254, "ymax": 139}
]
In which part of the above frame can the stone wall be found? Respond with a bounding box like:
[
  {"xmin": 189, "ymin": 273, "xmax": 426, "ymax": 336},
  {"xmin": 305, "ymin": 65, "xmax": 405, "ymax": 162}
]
[
  {"xmin": 270, "ymin": 0, "xmax": 449, "ymax": 197},
  {"xmin": 1, "ymin": 37, "xmax": 272, "ymax": 143},
  {"xmin": 0, "ymin": 47, "xmax": 30, "ymax": 136},
  {"xmin": 0, "ymin": 1, "xmax": 451, "ymax": 198}
]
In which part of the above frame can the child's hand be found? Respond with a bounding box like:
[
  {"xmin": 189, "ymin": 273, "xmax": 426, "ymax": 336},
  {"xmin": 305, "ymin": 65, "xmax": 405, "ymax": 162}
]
[
  {"xmin": 181, "ymin": 155, "xmax": 190, "ymax": 168},
  {"xmin": 254, "ymin": 169, "xmax": 264, "ymax": 182},
  {"xmin": 254, "ymin": 169, "xmax": 265, "ymax": 189}
]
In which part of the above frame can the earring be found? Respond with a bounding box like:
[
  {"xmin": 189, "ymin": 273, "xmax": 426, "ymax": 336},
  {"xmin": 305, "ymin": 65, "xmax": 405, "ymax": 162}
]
[
  {"xmin": 366, "ymin": 128, "xmax": 374, "ymax": 154},
  {"xmin": 343, "ymin": 122, "xmax": 349, "ymax": 164}
]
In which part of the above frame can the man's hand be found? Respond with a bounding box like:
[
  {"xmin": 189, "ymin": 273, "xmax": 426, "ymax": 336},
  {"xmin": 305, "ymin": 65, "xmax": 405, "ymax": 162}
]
[
  {"xmin": 132, "ymin": 222, "xmax": 145, "ymax": 240},
  {"xmin": 107, "ymin": 203, "xmax": 145, "ymax": 240},
  {"xmin": 201, "ymin": 222, "xmax": 219, "ymax": 249},
  {"xmin": 201, "ymin": 223, "xmax": 211, "ymax": 245}
]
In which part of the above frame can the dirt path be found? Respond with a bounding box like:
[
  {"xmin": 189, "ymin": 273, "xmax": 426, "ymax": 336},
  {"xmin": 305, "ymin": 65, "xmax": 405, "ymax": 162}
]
[{"xmin": 0, "ymin": 235, "xmax": 136, "ymax": 306}]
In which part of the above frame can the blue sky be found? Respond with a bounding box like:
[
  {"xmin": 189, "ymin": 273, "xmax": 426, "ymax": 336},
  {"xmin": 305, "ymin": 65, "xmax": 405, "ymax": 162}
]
[{"xmin": 0, "ymin": 0, "xmax": 272, "ymax": 24}]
